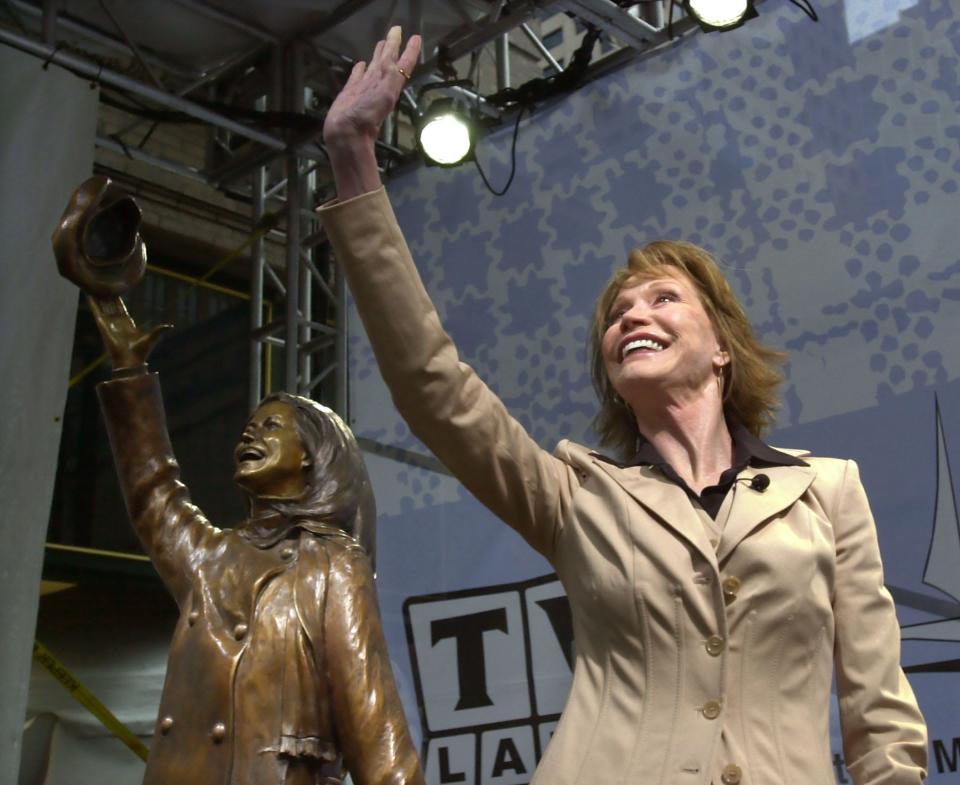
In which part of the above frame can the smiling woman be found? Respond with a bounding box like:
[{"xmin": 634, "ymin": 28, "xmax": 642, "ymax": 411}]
[
  {"xmin": 599, "ymin": 272, "xmax": 728, "ymax": 438},
  {"xmin": 315, "ymin": 26, "xmax": 928, "ymax": 785},
  {"xmin": 590, "ymin": 239, "xmax": 787, "ymax": 460}
]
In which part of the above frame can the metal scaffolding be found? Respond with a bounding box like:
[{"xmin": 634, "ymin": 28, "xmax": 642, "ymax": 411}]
[{"xmin": 1, "ymin": 0, "xmax": 692, "ymax": 417}]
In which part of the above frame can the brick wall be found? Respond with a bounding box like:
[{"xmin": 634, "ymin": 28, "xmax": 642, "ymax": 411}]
[{"xmin": 95, "ymin": 102, "xmax": 289, "ymax": 279}]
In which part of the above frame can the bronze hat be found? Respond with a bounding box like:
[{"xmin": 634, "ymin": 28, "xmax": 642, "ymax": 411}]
[{"xmin": 52, "ymin": 175, "xmax": 146, "ymax": 298}]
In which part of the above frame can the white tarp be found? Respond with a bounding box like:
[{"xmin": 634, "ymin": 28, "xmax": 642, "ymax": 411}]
[{"xmin": 0, "ymin": 47, "xmax": 96, "ymax": 784}]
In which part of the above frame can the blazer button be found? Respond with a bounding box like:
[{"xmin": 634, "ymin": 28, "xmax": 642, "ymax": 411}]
[
  {"xmin": 187, "ymin": 611, "xmax": 199, "ymax": 626},
  {"xmin": 721, "ymin": 763, "xmax": 742, "ymax": 784},
  {"xmin": 158, "ymin": 716, "xmax": 174, "ymax": 734},
  {"xmin": 705, "ymin": 635, "xmax": 725, "ymax": 656},
  {"xmin": 233, "ymin": 623, "xmax": 248, "ymax": 640},
  {"xmin": 702, "ymin": 699, "xmax": 722, "ymax": 720},
  {"xmin": 722, "ymin": 576, "xmax": 741, "ymax": 602},
  {"xmin": 211, "ymin": 722, "xmax": 226, "ymax": 743},
  {"xmin": 279, "ymin": 546, "xmax": 295, "ymax": 560}
]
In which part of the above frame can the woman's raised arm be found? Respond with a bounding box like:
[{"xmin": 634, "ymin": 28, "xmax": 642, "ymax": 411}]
[{"xmin": 318, "ymin": 29, "xmax": 578, "ymax": 559}]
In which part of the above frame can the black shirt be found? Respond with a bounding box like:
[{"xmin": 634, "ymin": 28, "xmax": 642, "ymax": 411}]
[{"xmin": 626, "ymin": 422, "xmax": 808, "ymax": 519}]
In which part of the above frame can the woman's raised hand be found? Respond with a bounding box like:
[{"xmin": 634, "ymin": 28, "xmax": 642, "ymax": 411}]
[{"xmin": 322, "ymin": 26, "xmax": 421, "ymax": 199}]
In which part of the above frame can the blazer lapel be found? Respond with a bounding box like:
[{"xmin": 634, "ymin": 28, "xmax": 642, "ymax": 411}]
[
  {"xmin": 592, "ymin": 458, "xmax": 717, "ymax": 564},
  {"xmin": 718, "ymin": 464, "xmax": 817, "ymax": 561}
]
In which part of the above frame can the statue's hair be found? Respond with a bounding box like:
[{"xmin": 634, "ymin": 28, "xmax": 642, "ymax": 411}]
[
  {"xmin": 253, "ymin": 393, "xmax": 377, "ymax": 567},
  {"xmin": 590, "ymin": 240, "xmax": 787, "ymax": 460}
]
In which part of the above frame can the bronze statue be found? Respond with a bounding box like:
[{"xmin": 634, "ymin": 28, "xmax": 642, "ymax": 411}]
[{"xmin": 53, "ymin": 176, "xmax": 424, "ymax": 785}]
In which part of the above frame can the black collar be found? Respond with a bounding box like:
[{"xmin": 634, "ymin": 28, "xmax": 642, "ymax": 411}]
[
  {"xmin": 594, "ymin": 423, "xmax": 808, "ymax": 519},
  {"xmin": 593, "ymin": 422, "xmax": 808, "ymax": 471}
]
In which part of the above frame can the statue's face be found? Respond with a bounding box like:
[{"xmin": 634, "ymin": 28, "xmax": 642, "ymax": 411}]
[{"xmin": 234, "ymin": 400, "xmax": 308, "ymax": 501}]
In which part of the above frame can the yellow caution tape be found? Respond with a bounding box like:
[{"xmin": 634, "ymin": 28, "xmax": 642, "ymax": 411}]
[
  {"xmin": 32, "ymin": 639, "xmax": 150, "ymax": 762},
  {"xmin": 198, "ymin": 213, "xmax": 279, "ymax": 284},
  {"xmin": 68, "ymin": 351, "xmax": 110, "ymax": 389}
]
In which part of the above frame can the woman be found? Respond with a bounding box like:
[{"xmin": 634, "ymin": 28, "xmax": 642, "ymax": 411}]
[
  {"xmin": 318, "ymin": 28, "xmax": 927, "ymax": 785},
  {"xmin": 78, "ymin": 291, "xmax": 423, "ymax": 785}
]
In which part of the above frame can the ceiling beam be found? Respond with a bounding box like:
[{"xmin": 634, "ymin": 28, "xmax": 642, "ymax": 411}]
[
  {"xmin": 520, "ymin": 21, "xmax": 563, "ymax": 73},
  {"xmin": 554, "ymin": 0, "xmax": 662, "ymax": 48},
  {"xmin": 0, "ymin": 28, "xmax": 288, "ymax": 150},
  {"xmin": 418, "ymin": 0, "xmax": 544, "ymax": 75},
  {"xmin": 96, "ymin": 134, "xmax": 209, "ymax": 184},
  {"xmin": 97, "ymin": 0, "xmax": 166, "ymax": 89},
  {"xmin": 9, "ymin": 0, "xmax": 200, "ymax": 80},
  {"xmin": 168, "ymin": 0, "xmax": 280, "ymax": 44},
  {"xmin": 287, "ymin": 0, "xmax": 382, "ymax": 42}
]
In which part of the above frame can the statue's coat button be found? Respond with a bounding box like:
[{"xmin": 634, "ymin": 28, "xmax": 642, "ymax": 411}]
[
  {"xmin": 211, "ymin": 722, "xmax": 226, "ymax": 743},
  {"xmin": 159, "ymin": 716, "xmax": 174, "ymax": 734},
  {"xmin": 233, "ymin": 623, "xmax": 248, "ymax": 640}
]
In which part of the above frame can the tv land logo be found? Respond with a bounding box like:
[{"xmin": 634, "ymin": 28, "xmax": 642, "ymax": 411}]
[{"xmin": 403, "ymin": 575, "xmax": 573, "ymax": 785}]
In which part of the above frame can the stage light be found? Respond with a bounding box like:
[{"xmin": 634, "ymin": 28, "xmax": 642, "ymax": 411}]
[
  {"xmin": 685, "ymin": 0, "xmax": 757, "ymax": 30},
  {"xmin": 416, "ymin": 98, "xmax": 476, "ymax": 167}
]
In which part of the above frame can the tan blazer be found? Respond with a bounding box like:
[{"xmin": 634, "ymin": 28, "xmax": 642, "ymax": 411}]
[{"xmin": 320, "ymin": 188, "xmax": 927, "ymax": 785}]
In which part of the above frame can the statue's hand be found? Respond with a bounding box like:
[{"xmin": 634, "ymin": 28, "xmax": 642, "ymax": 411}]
[{"xmin": 87, "ymin": 295, "xmax": 172, "ymax": 370}]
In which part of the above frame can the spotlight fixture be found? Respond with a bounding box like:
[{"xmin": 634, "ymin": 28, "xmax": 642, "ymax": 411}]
[
  {"xmin": 684, "ymin": 0, "xmax": 757, "ymax": 31},
  {"xmin": 416, "ymin": 97, "xmax": 476, "ymax": 167}
]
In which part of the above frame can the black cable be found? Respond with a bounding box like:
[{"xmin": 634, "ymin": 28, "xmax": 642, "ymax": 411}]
[
  {"xmin": 467, "ymin": 22, "xmax": 601, "ymax": 195},
  {"xmin": 100, "ymin": 85, "xmax": 156, "ymax": 113},
  {"xmin": 97, "ymin": 89, "xmax": 322, "ymax": 139},
  {"xmin": 98, "ymin": 92, "xmax": 196, "ymax": 124},
  {"xmin": 41, "ymin": 42, "xmax": 64, "ymax": 70},
  {"xmin": 485, "ymin": 25, "xmax": 601, "ymax": 108},
  {"xmin": 90, "ymin": 61, "xmax": 103, "ymax": 90},
  {"xmin": 473, "ymin": 104, "xmax": 526, "ymax": 197},
  {"xmin": 139, "ymin": 121, "xmax": 159, "ymax": 148},
  {"xmin": 33, "ymin": 42, "xmax": 113, "ymax": 94},
  {"xmin": 788, "ymin": 0, "xmax": 818, "ymax": 21},
  {"xmin": 107, "ymin": 133, "xmax": 134, "ymax": 159}
]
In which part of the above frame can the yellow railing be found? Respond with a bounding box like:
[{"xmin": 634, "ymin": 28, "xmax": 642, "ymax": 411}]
[{"xmin": 68, "ymin": 261, "xmax": 274, "ymax": 395}]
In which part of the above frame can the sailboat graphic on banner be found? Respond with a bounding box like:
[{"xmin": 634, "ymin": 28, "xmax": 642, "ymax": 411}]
[{"xmin": 899, "ymin": 396, "xmax": 960, "ymax": 655}]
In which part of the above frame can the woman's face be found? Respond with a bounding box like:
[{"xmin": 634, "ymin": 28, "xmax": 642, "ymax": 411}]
[
  {"xmin": 600, "ymin": 269, "xmax": 727, "ymax": 404},
  {"xmin": 234, "ymin": 400, "xmax": 308, "ymax": 500}
]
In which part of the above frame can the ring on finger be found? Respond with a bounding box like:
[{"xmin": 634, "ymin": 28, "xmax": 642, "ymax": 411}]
[{"xmin": 397, "ymin": 66, "xmax": 411, "ymax": 80}]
